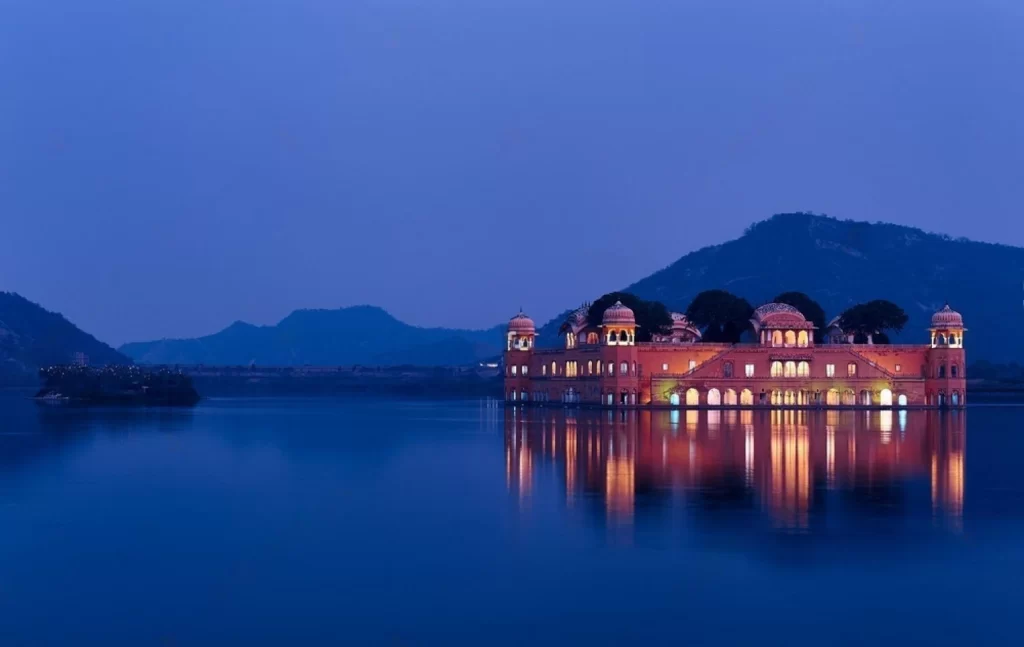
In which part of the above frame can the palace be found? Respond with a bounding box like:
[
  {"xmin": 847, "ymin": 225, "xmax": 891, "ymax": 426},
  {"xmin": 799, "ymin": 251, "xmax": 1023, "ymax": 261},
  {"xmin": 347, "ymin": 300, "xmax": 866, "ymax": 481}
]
[{"xmin": 504, "ymin": 301, "xmax": 967, "ymax": 408}]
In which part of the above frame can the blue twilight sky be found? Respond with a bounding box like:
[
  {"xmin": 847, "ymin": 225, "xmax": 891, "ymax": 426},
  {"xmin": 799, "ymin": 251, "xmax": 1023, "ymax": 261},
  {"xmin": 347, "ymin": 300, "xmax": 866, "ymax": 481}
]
[{"xmin": 2, "ymin": 0, "xmax": 1023, "ymax": 345}]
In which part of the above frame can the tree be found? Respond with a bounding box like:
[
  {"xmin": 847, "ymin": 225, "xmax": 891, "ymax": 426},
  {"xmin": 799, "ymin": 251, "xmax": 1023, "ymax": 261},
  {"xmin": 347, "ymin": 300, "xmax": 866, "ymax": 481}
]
[
  {"xmin": 773, "ymin": 291, "xmax": 827, "ymax": 342},
  {"xmin": 685, "ymin": 290, "xmax": 754, "ymax": 343},
  {"xmin": 586, "ymin": 292, "xmax": 672, "ymax": 343},
  {"xmin": 839, "ymin": 300, "xmax": 908, "ymax": 343}
]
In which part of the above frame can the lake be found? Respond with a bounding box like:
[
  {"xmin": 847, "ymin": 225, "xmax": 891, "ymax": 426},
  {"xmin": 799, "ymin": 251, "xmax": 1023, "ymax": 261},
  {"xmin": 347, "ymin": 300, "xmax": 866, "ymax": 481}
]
[{"xmin": 0, "ymin": 392, "xmax": 1021, "ymax": 645}]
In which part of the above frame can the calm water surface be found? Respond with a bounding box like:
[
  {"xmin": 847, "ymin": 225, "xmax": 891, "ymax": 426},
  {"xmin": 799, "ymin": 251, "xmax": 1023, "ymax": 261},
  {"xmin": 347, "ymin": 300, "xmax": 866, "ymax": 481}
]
[{"xmin": 0, "ymin": 393, "xmax": 1021, "ymax": 645}]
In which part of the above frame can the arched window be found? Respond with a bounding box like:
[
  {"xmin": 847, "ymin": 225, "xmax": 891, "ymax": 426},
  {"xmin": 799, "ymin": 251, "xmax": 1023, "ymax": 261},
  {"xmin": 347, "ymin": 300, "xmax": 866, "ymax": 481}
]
[
  {"xmin": 950, "ymin": 334, "xmax": 958, "ymax": 346},
  {"xmin": 723, "ymin": 361, "xmax": 734, "ymax": 378},
  {"xmin": 511, "ymin": 365, "xmax": 517, "ymax": 376},
  {"xmin": 952, "ymin": 391, "xmax": 960, "ymax": 406},
  {"xmin": 619, "ymin": 330, "xmax": 629, "ymax": 342},
  {"xmin": 771, "ymin": 361, "xmax": 783, "ymax": 377},
  {"xmin": 670, "ymin": 392, "xmax": 680, "ymax": 406},
  {"xmin": 707, "ymin": 388, "xmax": 721, "ymax": 406},
  {"xmin": 797, "ymin": 361, "xmax": 810, "ymax": 377},
  {"xmin": 632, "ymin": 361, "xmax": 637, "ymax": 376},
  {"xmin": 938, "ymin": 365, "xmax": 946, "ymax": 378},
  {"xmin": 740, "ymin": 389, "xmax": 754, "ymax": 406},
  {"xmin": 596, "ymin": 361, "xmax": 603, "ymax": 375},
  {"xmin": 566, "ymin": 333, "xmax": 575, "ymax": 349},
  {"xmin": 685, "ymin": 388, "xmax": 700, "ymax": 406},
  {"xmin": 951, "ymin": 365, "xmax": 958, "ymax": 378},
  {"xmin": 587, "ymin": 360, "xmax": 593, "ymax": 375},
  {"xmin": 880, "ymin": 388, "xmax": 893, "ymax": 406},
  {"xmin": 771, "ymin": 330, "xmax": 783, "ymax": 347},
  {"xmin": 522, "ymin": 365, "xmax": 528, "ymax": 376},
  {"xmin": 847, "ymin": 362, "xmax": 857, "ymax": 377},
  {"xmin": 797, "ymin": 330, "xmax": 809, "ymax": 348},
  {"xmin": 724, "ymin": 389, "xmax": 738, "ymax": 405},
  {"xmin": 551, "ymin": 361, "xmax": 557, "ymax": 376},
  {"xmin": 587, "ymin": 332, "xmax": 599, "ymax": 345},
  {"xmin": 827, "ymin": 389, "xmax": 840, "ymax": 406},
  {"xmin": 842, "ymin": 389, "xmax": 856, "ymax": 406},
  {"xmin": 542, "ymin": 364, "xmax": 547, "ymax": 376},
  {"xmin": 784, "ymin": 361, "xmax": 797, "ymax": 378},
  {"xmin": 898, "ymin": 393, "xmax": 908, "ymax": 407},
  {"xmin": 620, "ymin": 362, "xmax": 628, "ymax": 375},
  {"xmin": 784, "ymin": 330, "xmax": 796, "ymax": 346}
]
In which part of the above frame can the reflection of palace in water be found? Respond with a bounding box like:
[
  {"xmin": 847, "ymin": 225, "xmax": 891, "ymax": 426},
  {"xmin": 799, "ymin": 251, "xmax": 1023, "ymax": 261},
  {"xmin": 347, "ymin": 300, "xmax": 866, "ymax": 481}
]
[{"xmin": 505, "ymin": 408, "xmax": 965, "ymax": 531}]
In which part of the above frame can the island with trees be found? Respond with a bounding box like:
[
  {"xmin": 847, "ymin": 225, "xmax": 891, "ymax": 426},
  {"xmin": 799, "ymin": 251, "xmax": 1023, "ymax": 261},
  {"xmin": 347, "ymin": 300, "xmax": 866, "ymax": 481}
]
[{"xmin": 35, "ymin": 365, "xmax": 201, "ymax": 406}]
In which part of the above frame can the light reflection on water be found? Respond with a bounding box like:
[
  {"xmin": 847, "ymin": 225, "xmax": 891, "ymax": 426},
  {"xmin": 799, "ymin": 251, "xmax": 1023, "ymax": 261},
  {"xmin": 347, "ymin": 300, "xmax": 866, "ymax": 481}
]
[{"xmin": 505, "ymin": 408, "xmax": 965, "ymax": 533}]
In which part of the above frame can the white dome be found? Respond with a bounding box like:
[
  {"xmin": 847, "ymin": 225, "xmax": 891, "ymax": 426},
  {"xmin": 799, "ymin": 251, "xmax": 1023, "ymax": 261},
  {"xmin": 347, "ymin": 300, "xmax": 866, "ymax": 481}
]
[
  {"xmin": 602, "ymin": 301, "xmax": 636, "ymax": 326},
  {"xmin": 931, "ymin": 304, "xmax": 963, "ymax": 328},
  {"xmin": 508, "ymin": 311, "xmax": 536, "ymax": 334}
]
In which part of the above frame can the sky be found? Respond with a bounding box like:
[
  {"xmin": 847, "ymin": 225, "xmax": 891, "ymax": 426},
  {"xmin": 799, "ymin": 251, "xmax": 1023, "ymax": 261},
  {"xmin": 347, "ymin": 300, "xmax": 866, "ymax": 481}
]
[{"xmin": 2, "ymin": 0, "xmax": 1023, "ymax": 346}]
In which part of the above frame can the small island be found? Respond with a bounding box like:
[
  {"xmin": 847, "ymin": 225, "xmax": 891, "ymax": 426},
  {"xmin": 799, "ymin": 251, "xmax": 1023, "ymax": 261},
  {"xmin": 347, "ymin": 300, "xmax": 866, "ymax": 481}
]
[{"xmin": 35, "ymin": 365, "xmax": 200, "ymax": 406}]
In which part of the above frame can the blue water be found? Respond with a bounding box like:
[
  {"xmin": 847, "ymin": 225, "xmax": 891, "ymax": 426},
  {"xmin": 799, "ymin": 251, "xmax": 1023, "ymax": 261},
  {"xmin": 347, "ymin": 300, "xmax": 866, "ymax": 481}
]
[{"xmin": 0, "ymin": 392, "xmax": 1020, "ymax": 645}]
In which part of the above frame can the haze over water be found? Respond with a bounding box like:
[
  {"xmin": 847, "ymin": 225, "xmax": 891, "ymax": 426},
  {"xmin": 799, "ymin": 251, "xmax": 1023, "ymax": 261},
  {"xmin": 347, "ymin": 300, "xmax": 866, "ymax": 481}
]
[{"xmin": 0, "ymin": 394, "xmax": 1020, "ymax": 644}]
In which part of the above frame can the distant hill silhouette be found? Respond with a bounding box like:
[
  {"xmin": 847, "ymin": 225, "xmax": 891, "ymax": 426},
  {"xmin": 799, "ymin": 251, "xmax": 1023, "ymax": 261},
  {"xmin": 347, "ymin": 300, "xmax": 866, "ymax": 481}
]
[
  {"xmin": 539, "ymin": 213, "xmax": 1018, "ymax": 361},
  {"xmin": 120, "ymin": 305, "xmax": 505, "ymax": 367},
  {"xmin": 0, "ymin": 292, "xmax": 130, "ymax": 380},
  {"xmin": 122, "ymin": 213, "xmax": 1021, "ymax": 366}
]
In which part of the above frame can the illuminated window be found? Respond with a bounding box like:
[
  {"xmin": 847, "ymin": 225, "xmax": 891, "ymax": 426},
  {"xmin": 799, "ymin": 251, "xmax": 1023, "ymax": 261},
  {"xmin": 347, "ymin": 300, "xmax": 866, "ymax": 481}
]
[
  {"xmin": 784, "ymin": 361, "xmax": 796, "ymax": 378},
  {"xmin": 848, "ymin": 362, "xmax": 857, "ymax": 377},
  {"xmin": 688, "ymin": 360, "xmax": 697, "ymax": 371},
  {"xmin": 745, "ymin": 364, "xmax": 754, "ymax": 378},
  {"xmin": 620, "ymin": 362, "xmax": 628, "ymax": 375},
  {"xmin": 551, "ymin": 361, "xmax": 557, "ymax": 375},
  {"xmin": 596, "ymin": 361, "xmax": 603, "ymax": 375},
  {"xmin": 826, "ymin": 364, "xmax": 835, "ymax": 378},
  {"xmin": 632, "ymin": 362, "xmax": 637, "ymax": 376},
  {"xmin": 771, "ymin": 361, "xmax": 783, "ymax": 377},
  {"xmin": 588, "ymin": 360, "xmax": 593, "ymax": 375},
  {"xmin": 662, "ymin": 363, "xmax": 669, "ymax": 372},
  {"xmin": 797, "ymin": 361, "xmax": 809, "ymax": 377},
  {"xmin": 609, "ymin": 363, "xmax": 615, "ymax": 376},
  {"xmin": 542, "ymin": 364, "xmax": 547, "ymax": 376},
  {"xmin": 895, "ymin": 363, "xmax": 901, "ymax": 373},
  {"xmin": 566, "ymin": 333, "xmax": 575, "ymax": 349},
  {"xmin": 511, "ymin": 365, "xmax": 517, "ymax": 376},
  {"xmin": 522, "ymin": 365, "xmax": 528, "ymax": 375}
]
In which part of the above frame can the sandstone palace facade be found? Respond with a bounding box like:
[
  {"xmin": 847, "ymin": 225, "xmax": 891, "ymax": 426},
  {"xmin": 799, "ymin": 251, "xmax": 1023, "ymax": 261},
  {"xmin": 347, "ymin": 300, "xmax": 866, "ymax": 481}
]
[{"xmin": 504, "ymin": 301, "xmax": 966, "ymax": 408}]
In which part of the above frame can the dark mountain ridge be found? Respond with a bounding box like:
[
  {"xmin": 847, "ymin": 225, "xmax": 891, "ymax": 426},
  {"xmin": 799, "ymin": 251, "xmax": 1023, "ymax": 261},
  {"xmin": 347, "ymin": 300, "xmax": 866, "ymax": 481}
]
[
  {"xmin": 620, "ymin": 213, "xmax": 1018, "ymax": 361},
  {"xmin": 0, "ymin": 292, "xmax": 130, "ymax": 381}
]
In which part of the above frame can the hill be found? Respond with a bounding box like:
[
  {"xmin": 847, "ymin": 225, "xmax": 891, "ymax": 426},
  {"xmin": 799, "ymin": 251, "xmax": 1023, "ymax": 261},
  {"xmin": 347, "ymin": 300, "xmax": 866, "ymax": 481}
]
[
  {"xmin": 569, "ymin": 212, "xmax": 1016, "ymax": 361},
  {"xmin": 0, "ymin": 292, "xmax": 131, "ymax": 381},
  {"xmin": 120, "ymin": 305, "xmax": 505, "ymax": 367}
]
